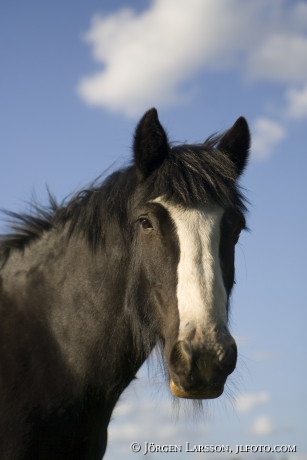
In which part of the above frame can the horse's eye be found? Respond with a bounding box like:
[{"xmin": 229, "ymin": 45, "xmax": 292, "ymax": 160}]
[{"xmin": 138, "ymin": 217, "xmax": 153, "ymax": 230}]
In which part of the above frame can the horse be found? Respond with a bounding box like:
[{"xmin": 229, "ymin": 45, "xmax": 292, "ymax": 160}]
[{"xmin": 0, "ymin": 108, "xmax": 250, "ymax": 459}]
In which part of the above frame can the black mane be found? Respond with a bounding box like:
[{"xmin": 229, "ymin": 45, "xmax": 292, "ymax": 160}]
[{"xmin": 0, "ymin": 135, "xmax": 247, "ymax": 263}]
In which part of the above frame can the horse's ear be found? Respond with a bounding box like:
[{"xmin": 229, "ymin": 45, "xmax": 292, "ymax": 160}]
[
  {"xmin": 134, "ymin": 108, "xmax": 169, "ymax": 178},
  {"xmin": 218, "ymin": 117, "xmax": 250, "ymax": 176}
]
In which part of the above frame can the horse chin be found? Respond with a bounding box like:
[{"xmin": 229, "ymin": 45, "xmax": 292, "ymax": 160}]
[{"xmin": 170, "ymin": 380, "xmax": 224, "ymax": 400}]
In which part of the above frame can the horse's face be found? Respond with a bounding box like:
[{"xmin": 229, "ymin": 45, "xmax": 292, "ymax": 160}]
[
  {"xmin": 159, "ymin": 201, "xmax": 245, "ymax": 399},
  {"xmin": 131, "ymin": 109, "xmax": 250, "ymax": 399},
  {"xmin": 131, "ymin": 199, "xmax": 245, "ymax": 399}
]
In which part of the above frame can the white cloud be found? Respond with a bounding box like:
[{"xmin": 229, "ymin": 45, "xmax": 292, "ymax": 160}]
[
  {"xmin": 78, "ymin": 0, "xmax": 307, "ymax": 116},
  {"xmin": 286, "ymin": 84, "xmax": 307, "ymax": 119},
  {"xmin": 77, "ymin": 0, "xmax": 246, "ymax": 116},
  {"xmin": 252, "ymin": 117, "xmax": 286, "ymax": 160},
  {"xmin": 250, "ymin": 414, "xmax": 274, "ymax": 436},
  {"xmin": 235, "ymin": 391, "xmax": 270, "ymax": 414},
  {"xmin": 247, "ymin": 34, "xmax": 307, "ymax": 84}
]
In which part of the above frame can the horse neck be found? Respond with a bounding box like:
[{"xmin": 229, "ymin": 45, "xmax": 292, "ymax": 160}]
[{"xmin": 1, "ymin": 225, "xmax": 145, "ymax": 402}]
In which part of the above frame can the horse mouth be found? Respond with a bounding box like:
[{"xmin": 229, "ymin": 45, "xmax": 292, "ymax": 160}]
[{"xmin": 170, "ymin": 379, "xmax": 224, "ymax": 400}]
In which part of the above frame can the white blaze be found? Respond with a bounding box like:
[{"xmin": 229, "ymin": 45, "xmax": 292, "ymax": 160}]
[{"xmin": 157, "ymin": 200, "xmax": 227, "ymax": 337}]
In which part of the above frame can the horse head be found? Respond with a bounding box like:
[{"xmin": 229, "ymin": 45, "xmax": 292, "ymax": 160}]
[{"xmin": 128, "ymin": 108, "xmax": 250, "ymax": 399}]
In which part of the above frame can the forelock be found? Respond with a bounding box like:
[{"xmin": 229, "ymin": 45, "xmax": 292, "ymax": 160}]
[{"xmin": 139, "ymin": 140, "xmax": 247, "ymax": 213}]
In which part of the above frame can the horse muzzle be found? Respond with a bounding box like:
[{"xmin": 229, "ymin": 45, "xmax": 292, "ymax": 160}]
[{"xmin": 168, "ymin": 327, "xmax": 237, "ymax": 400}]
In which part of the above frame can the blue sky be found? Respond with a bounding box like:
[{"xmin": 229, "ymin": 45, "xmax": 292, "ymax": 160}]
[{"xmin": 1, "ymin": 1, "xmax": 306, "ymax": 459}]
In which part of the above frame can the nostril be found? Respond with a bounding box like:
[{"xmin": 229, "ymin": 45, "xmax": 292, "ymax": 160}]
[
  {"xmin": 169, "ymin": 340, "xmax": 192, "ymax": 375},
  {"xmin": 218, "ymin": 341, "xmax": 237, "ymax": 374},
  {"xmin": 216, "ymin": 344, "xmax": 227, "ymax": 363}
]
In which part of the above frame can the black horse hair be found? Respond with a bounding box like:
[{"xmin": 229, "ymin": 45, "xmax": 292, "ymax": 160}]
[{"xmin": 0, "ymin": 134, "xmax": 247, "ymax": 263}]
